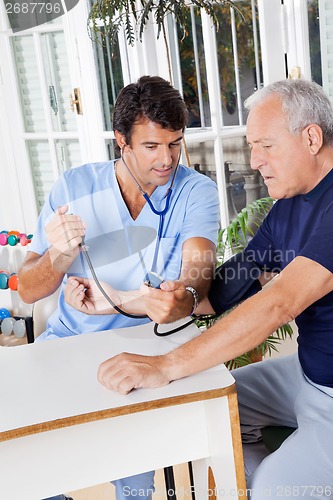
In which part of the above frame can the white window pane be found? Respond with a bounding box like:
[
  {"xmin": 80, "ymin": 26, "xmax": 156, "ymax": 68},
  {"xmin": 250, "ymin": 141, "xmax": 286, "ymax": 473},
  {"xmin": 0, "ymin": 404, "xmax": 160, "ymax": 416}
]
[
  {"xmin": 12, "ymin": 36, "xmax": 46, "ymax": 133},
  {"xmin": 41, "ymin": 32, "xmax": 77, "ymax": 132},
  {"xmin": 92, "ymin": 30, "xmax": 124, "ymax": 131},
  {"xmin": 27, "ymin": 141, "xmax": 54, "ymax": 211},
  {"xmin": 174, "ymin": 1, "xmax": 262, "ymax": 128},
  {"xmin": 215, "ymin": 1, "xmax": 261, "ymax": 126},
  {"xmin": 55, "ymin": 139, "xmax": 81, "ymax": 172},
  {"xmin": 177, "ymin": 7, "xmax": 211, "ymax": 128},
  {"xmin": 105, "ymin": 139, "xmax": 117, "ymax": 160}
]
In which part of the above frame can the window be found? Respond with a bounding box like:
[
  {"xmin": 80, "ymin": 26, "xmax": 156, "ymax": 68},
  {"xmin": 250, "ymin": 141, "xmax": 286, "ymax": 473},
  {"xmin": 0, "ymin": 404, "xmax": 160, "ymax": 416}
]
[
  {"xmin": 308, "ymin": 0, "xmax": 322, "ymax": 85},
  {"xmin": 176, "ymin": 0, "xmax": 262, "ymax": 130},
  {"xmin": 11, "ymin": 29, "xmax": 81, "ymax": 210},
  {"xmin": 93, "ymin": 29, "xmax": 124, "ymax": 132}
]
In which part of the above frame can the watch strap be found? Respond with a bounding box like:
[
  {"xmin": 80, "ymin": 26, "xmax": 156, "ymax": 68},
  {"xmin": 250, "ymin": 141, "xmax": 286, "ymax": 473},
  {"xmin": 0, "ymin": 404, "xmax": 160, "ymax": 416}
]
[{"xmin": 185, "ymin": 286, "xmax": 199, "ymax": 316}]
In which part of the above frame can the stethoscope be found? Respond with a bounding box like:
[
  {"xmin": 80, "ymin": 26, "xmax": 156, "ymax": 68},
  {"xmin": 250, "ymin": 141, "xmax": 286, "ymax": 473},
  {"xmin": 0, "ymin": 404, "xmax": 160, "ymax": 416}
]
[
  {"xmin": 120, "ymin": 144, "xmax": 180, "ymax": 273},
  {"xmin": 80, "ymin": 147, "xmax": 213, "ymax": 335}
]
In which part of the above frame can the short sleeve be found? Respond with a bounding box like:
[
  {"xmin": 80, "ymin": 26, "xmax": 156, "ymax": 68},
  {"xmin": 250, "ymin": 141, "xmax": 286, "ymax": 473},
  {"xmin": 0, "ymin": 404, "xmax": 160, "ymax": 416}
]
[{"xmin": 180, "ymin": 175, "xmax": 220, "ymax": 246}]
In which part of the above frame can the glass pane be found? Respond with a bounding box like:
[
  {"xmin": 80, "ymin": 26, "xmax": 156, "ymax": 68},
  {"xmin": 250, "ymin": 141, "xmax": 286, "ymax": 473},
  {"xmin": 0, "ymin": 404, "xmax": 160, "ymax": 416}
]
[
  {"xmin": 12, "ymin": 35, "xmax": 46, "ymax": 133},
  {"xmin": 41, "ymin": 31, "xmax": 77, "ymax": 132},
  {"xmin": 308, "ymin": 0, "xmax": 322, "ymax": 85},
  {"xmin": 55, "ymin": 139, "xmax": 82, "ymax": 173},
  {"xmin": 93, "ymin": 30, "xmax": 124, "ymax": 131},
  {"xmin": 177, "ymin": 8, "xmax": 211, "ymax": 128},
  {"xmin": 187, "ymin": 140, "xmax": 215, "ymax": 176},
  {"xmin": 27, "ymin": 140, "xmax": 81, "ymax": 212},
  {"xmin": 27, "ymin": 141, "xmax": 54, "ymax": 211},
  {"xmin": 105, "ymin": 139, "xmax": 118, "ymax": 160},
  {"xmin": 215, "ymin": 0, "xmax": 262, "ymax": 126},
  {"xmin": 176, "ymin": 1, "xmax": 262, "ymax": 128}
]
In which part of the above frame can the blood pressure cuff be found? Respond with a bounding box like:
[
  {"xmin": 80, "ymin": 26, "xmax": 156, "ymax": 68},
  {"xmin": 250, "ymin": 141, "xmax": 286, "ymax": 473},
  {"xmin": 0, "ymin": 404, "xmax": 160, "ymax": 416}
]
[{"xmin": 208, "ymin": 251, "xmax": 262, "ymax": 316}]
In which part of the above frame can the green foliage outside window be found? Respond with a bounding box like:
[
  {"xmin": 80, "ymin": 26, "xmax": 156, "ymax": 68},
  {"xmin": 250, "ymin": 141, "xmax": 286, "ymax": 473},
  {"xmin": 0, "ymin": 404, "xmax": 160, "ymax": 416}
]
[
  {"xmin": 88, "ymin": 0, "xmax": 239, "ymax": 48},
  {"xmin": 178, "ymin": 1, "xmax": 260, "ymax": 127}
]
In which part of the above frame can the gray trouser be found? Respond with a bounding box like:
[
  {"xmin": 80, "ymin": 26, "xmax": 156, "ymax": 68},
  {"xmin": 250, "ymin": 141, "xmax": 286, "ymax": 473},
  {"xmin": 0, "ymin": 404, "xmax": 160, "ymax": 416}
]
[{"xmin": 233, "ymin": 354, "xmax": 333, "ymax": 499}]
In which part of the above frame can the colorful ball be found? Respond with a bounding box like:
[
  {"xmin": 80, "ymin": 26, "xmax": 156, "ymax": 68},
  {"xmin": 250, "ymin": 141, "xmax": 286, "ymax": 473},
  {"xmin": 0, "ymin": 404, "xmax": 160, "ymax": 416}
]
[
  {"xmin": 19, "ymin": 234, "xmax": 28, "ymax": 246},
  {"xmin": 7, "ymin": 234, "xmax": 18, "ymax": 246},
  {"xmin": 13, "ymin": 319, "xmax": 26, "ymax": 339},
  {"xmin": 0, "ymin": 233, "xmax": 8, "ymax": 245},
  {"xmin": 1, "ymin": 317, "xmax": 15, "ymax": 336},
  {"xmin": 8, "ymin": 274, "xmax": 19, "ymax": 291},
  {"xmin": 0, "ymin": 273, "xmax": 9, "ymax": 289},
  {"xmin": 0, "ymin": 308, "xmax": 11, "ymax": 320}
]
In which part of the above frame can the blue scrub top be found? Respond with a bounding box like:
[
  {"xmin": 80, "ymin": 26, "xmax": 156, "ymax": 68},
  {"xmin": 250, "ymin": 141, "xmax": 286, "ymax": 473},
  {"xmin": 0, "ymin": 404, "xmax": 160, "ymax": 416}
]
[{"xmin": 29, "ymin": 161, "xmax": 220, "ymax": 339}]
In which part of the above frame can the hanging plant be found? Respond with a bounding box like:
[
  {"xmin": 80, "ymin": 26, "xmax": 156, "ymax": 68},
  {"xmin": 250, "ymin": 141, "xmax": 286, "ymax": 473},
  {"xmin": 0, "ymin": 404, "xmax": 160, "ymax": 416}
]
[
  {"xmin": 88, "ymin": 0, "xmax": 242, "ymax": 49},
  {"xmin": 87, "ymin": 0, "xmax": 246, "ymax": 167}
]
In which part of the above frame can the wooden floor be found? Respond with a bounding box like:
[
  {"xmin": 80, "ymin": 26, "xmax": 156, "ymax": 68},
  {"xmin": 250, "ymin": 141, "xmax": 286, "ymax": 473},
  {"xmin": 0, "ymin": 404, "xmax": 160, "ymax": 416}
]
[{"xmin": 68, "ymin": 463, "xmax": 192, "ymax": 500}]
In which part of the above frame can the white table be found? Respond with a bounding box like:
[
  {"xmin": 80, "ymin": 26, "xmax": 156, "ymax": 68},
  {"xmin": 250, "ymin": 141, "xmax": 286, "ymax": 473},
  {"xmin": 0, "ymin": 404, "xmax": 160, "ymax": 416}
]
[{"xmin": 0, "ymin": 320, "xmax": 247, "ymax": 499}]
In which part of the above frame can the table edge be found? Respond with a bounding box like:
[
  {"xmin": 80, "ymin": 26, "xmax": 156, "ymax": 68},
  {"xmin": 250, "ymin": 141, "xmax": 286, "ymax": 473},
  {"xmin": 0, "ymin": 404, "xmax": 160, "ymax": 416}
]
[{"xmin": 0, "ymin": 383, "xmax": 236, "ymax": 442}]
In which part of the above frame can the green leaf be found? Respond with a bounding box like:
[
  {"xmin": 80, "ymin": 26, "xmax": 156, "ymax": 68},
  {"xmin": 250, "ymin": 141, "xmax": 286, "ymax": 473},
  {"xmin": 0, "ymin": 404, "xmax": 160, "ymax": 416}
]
[
  {"xmin": 88, "ymin": 0, "xmax": 244, "ymax": 50},
  {"xmin": 138, "ymin": 0, "xmax": 155, "ymax": 41}
]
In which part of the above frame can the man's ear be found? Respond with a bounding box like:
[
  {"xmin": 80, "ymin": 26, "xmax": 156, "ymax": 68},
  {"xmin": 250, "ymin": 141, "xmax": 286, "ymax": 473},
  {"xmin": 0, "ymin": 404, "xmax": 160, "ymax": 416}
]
[
  {"xmin": 115, "ymin": 130, "xmax": 127, "ymax": 150},
  {"xmin": 303, "ymin": 124, "xmax": 323, "ymax": 154}
]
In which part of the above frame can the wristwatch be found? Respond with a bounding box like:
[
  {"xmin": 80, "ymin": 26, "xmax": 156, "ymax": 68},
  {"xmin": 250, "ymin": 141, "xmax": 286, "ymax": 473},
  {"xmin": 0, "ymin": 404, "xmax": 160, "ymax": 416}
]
[{"xmin": 185, "ymin": 286, "xmax": 199, "ymax": 316}]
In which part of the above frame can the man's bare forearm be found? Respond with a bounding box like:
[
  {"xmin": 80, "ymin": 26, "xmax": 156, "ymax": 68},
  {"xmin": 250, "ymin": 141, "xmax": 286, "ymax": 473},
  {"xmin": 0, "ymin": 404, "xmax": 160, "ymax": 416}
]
[
  {"xmin": 162, "ymin": 257, "xmax": 333, "ymax": 382},
  {"xmin": 161, "ymin": 287, "xmax": 291, "ymax": 383},
  {"xmin": 18, "ymin": 249, "xmax": 74, "ymax": 303}
]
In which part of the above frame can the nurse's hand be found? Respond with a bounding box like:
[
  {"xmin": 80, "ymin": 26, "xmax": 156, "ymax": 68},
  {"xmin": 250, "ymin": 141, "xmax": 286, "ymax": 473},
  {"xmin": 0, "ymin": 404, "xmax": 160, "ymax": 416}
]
[
  {"xmin": 46, "ymin": 205, "xmax": 86, "ymax": 257},
  {"xmin": 141, "ymin": 280, "xmax": 195, "ymax": 323},
  {"xmin": 46, "ymin": 205, "xmax": 86, "ymax": 273},
  {"xmin": 65, "ymin": 277, "xmax": 120, "ymax": 314}
]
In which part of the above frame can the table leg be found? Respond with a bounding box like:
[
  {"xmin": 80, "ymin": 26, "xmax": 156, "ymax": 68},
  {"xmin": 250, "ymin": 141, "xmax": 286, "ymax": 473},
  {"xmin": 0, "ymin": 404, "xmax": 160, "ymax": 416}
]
[
  {"xmin": 188, "ymin": 462, "xmax": 196, "ymax": 500},
  {"xmin": 191, "ymin": 386, "xmax": 247, "ymax": 499},
  {"xmin": 164, "ymin": 466, "xmax": 177, "ymax": 500}
]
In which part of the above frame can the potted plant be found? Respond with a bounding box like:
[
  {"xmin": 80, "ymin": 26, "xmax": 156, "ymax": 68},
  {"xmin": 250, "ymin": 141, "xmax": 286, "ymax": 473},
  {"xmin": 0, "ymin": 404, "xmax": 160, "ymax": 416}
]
[{"xmin": 197, "ymin": 197, "xmax": 294, "ymax": 370}]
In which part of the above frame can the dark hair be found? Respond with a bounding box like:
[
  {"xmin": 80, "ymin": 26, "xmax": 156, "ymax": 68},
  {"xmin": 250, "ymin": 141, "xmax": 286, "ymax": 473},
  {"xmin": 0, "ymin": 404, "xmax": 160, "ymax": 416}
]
[{"xmin": 113, "ymin": 76, "xmax": 188, "ymax": 146}]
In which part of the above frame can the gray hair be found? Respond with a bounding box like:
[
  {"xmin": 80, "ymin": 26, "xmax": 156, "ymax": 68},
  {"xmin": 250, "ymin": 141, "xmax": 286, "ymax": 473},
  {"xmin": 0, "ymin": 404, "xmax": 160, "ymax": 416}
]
[{"xmin": 244, "ymin": 79, "xmax": 333, "ymax": 146}]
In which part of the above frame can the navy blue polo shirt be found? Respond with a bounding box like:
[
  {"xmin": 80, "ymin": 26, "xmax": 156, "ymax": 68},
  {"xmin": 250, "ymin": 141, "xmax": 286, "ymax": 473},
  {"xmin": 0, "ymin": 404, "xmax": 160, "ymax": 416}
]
[{"xmin": 245, "ymin": 169, "xmax": 333, "ymax": 387}]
